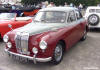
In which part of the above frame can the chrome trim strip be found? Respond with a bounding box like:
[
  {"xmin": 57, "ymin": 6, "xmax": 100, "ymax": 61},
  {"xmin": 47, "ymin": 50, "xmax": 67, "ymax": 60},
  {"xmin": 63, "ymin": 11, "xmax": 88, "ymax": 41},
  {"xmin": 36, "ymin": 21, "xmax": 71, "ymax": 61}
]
[{"xmin": 5, "ymin": 49, "xmax": 52, "ymax": 63}]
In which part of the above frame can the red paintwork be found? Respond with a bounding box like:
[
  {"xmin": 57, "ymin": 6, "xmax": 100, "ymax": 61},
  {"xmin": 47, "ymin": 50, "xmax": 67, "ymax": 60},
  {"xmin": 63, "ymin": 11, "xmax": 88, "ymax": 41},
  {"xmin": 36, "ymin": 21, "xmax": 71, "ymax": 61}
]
[
  {"xmin": 6, "ymin": 20, "xmax": 88, "ymax": 58},
  {"xmin": 23, "ymin": 9, "xmax": 40, "ymax": 16},
  {"xmin": 0, "ymin": 19, "xmax": 32, "ymax": 38}
]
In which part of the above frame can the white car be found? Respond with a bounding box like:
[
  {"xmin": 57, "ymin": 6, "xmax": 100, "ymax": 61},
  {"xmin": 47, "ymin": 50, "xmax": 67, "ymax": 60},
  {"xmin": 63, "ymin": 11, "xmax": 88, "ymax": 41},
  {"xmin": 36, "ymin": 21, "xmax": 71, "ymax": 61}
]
[{"xmin": 84, "ymin": 6, "xmax": 100, "ymax": 28}]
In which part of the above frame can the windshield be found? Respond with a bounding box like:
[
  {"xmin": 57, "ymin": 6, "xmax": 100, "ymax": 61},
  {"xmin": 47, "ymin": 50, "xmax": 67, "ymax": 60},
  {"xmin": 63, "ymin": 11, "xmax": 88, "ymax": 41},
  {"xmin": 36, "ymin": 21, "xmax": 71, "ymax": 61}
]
[
  {"xmin": 0, "ymin": 13, "xmax": 16, "ymax": 20},
  {"xmin": 34, "ymin": 11, "xmax": 66, "ymax": 23}
]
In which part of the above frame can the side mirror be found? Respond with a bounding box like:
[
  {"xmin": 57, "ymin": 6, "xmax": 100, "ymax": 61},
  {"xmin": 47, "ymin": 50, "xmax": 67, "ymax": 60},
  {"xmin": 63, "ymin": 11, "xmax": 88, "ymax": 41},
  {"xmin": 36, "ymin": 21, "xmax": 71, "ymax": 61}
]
[{"xmin": 8, "ymin": 24, "xmax": 13, "ymax": 30}]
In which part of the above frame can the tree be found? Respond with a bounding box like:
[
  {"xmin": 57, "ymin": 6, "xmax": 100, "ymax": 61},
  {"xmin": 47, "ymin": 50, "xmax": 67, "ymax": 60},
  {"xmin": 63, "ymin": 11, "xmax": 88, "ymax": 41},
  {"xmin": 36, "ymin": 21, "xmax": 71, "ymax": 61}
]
[
  {"xmin": 21, "ymin": 0, "xmax": 100, "ymax": 6},
  {"xmin": 21, "ymin": 0, "xmax": 38, "ymax": 5}
]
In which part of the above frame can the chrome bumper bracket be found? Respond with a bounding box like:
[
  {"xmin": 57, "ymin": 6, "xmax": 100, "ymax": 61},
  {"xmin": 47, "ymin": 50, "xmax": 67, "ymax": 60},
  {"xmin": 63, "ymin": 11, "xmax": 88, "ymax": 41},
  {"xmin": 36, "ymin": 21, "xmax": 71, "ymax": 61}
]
[{"xmin": 33, "ymin": 55, "xmax": 37, "ymax": 64}]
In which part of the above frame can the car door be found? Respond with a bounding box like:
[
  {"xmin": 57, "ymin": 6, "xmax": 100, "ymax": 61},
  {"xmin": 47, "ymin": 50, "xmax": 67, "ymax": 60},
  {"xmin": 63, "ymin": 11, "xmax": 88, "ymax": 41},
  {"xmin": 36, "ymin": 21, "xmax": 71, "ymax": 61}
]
[
  {"xmin": 64, "ymin": 11, "xmax": 81, "ymax": 48},
  {"xmin": 75, "ymin": 10, "xmax": 86, "ymax": 39}
]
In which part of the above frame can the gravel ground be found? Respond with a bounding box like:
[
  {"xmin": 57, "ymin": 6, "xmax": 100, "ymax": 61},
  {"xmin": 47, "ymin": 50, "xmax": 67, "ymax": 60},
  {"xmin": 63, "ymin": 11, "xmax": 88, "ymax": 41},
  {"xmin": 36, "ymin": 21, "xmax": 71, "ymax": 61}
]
[{"xmin": 0, "ymin": 30, "xmax": 100, "ymax": 70}]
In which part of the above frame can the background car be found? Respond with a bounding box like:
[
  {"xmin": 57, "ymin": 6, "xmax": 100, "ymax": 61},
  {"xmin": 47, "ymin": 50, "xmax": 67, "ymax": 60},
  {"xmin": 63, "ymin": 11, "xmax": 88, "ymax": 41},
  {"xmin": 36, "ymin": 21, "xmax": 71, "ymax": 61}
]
[
  {"xmin": 0, "ymin": 4, "xmax": 40, "ymax": 17},
  {"xmin": 4, "ymin": 7, "xmax": 88, "ymax": 65},
  {"xmin": 0, "ymin": 13, "xmax": 32, "ymax": 39},
  {"xmin": 84, "ymin": 6, "xmax": 100, "ymax": 28}
]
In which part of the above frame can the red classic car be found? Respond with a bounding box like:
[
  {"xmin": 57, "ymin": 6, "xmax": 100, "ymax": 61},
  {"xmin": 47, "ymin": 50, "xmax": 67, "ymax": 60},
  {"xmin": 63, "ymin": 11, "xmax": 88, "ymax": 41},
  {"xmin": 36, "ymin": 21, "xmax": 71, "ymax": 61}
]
[
  {"xmin": 23, "ymin": 8, "xmax": 40, "ymax": 16},
  {"xmin": 4, "ymin": 7, "xmax": 88, "ymax": 64},
  {"xmin": 0, "ymin": 13, "xmax": 32, "ymax": 38}
]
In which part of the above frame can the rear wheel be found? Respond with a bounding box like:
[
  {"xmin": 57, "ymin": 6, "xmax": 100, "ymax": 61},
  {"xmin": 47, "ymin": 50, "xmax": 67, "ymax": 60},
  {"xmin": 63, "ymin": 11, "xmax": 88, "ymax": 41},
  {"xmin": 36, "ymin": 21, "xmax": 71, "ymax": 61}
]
[
  {"xmin": 52, "ymin": 42, "xmax": 64, "ymax": 65},
  {"xmin": 81, "ymin": 27, "xmax": 87, "ymax": 41}
]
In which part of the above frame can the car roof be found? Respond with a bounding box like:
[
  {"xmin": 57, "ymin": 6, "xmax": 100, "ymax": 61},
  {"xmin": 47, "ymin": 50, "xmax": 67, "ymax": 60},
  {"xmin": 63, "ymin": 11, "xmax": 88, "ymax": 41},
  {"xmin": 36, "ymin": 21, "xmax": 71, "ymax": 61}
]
[
  {"xmin": 39, "ymin": 7, "xmax": 77, "ymax": 12},
  {"xmin": 87, "ymin": 6, "xmax": 100, "ymax": 9}
]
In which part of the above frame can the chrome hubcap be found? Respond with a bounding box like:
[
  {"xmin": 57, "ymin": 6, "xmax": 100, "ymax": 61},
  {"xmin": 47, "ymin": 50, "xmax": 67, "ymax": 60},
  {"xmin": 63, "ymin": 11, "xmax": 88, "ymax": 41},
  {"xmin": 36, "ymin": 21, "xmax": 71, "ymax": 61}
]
[
  {"xmin": 89, "ymin": 15, "xmax": 97, "ymax": 23},
  {"xmin": 54, "ymin": 44, "xmax": 62, "ymax": 62}
]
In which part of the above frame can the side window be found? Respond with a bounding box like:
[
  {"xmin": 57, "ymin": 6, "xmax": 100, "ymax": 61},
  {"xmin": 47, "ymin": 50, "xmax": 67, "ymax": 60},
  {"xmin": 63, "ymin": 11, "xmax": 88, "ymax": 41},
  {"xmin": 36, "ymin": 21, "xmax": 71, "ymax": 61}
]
[
  {"xmin": 67, "ymin": 11, "xmax": 76, "ymax": 22},
  {"xmin": 75, "ymin": 10, "xmax": 83, "ymax": 19}
]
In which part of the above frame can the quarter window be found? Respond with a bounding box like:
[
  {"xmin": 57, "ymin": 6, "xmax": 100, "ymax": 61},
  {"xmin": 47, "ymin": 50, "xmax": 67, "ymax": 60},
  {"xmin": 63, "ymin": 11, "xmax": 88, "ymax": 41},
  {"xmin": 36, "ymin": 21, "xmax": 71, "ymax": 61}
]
[
  {"xmin": 68, "ymin": 11, "xmax": 76, "ymax": 22},
  {"xmin": 75, "ymin": 10, "xmax": 82, "ymax": 19}
]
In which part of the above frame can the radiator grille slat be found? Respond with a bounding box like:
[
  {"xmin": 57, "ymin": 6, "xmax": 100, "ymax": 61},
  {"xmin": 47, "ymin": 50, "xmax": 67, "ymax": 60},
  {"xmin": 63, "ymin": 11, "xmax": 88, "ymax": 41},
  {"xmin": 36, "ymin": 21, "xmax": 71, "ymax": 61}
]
[{"xmin": 15, "ymin": 35, "xmax": 22, "ymax": 53}]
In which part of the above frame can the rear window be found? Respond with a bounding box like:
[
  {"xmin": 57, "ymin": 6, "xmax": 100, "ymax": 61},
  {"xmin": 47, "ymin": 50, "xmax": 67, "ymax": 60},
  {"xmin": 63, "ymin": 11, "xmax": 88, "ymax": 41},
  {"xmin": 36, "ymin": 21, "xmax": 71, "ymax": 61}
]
[
  {"xmin": 89, "ymin": 9, "xmax": 95, "ymax": 13},
  {"xmin": 89, "ymin": 9, "xmax": 100, "ymax": 13},
  {"xmin": 96, "ymin": 9, "xmax": 100, "ymax": 13}
]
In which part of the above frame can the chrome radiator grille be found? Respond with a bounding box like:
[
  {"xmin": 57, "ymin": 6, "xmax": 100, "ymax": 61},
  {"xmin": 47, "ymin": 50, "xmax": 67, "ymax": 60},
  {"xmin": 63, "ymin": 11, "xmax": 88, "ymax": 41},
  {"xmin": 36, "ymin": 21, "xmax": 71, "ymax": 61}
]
[{"xmin": 15, "ymin": 32, "xmax": 29, "ymax": 55}]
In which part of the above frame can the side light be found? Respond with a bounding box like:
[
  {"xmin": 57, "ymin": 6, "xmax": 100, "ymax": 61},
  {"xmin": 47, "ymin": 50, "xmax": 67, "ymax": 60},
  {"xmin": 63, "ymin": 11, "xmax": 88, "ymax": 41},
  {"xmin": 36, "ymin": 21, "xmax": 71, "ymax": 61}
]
[
  {"xmin": 7, "ymin": 42, "xmax": 12, "ymax": 48},
  {"xmin": 32, "ymin": 47, "xmax": 38, "ymax": 54}
]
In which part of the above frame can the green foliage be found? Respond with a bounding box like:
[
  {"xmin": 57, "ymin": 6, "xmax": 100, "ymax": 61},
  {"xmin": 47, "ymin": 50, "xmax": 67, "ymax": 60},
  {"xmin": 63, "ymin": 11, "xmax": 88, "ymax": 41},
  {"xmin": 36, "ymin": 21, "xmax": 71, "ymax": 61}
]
[
  {"xmin": 21, "ymin": 0, "xmax": 37, "ymax": 5},
  {"xmin": 21, "ymin": 0, "xmax": 100, "ymax": 6}
]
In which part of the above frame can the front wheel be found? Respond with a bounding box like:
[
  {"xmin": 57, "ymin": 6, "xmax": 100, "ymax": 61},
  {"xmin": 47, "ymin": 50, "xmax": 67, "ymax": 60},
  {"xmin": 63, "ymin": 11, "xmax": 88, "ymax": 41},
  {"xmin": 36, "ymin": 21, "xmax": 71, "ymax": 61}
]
[{"xmin": 52, "ymin": 42, "xmax": 64, "ymax": 65}]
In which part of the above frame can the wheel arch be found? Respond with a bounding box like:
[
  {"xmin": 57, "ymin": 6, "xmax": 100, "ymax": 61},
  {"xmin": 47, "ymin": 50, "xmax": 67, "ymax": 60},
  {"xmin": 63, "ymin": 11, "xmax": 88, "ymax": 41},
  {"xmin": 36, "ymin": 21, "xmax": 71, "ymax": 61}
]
[
  {"xmin": 86, "ymin": 24, "xmax": 89, "ymax": 32},
  {"xmin": 58, "ymin": 39, "xmax": 66, "ymax": 52}
]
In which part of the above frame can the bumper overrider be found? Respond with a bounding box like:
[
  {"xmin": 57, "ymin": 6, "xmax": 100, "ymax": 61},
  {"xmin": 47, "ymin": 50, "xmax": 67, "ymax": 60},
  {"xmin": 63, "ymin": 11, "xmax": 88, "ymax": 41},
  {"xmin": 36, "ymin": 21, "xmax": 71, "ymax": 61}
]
[{"xmin": 5, "ymin": 48, "xmax": 52, "ymax": 64}]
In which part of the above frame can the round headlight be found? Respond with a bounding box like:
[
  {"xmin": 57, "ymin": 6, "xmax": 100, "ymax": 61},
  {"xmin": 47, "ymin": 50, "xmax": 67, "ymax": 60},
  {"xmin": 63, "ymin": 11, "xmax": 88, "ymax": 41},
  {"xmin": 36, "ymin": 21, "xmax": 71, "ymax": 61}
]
[
  {"xmin": 3, "ymin": 35, "xmax": 9, "ymax": 42},
  {"xmin": 39, "ymin": 40, "xmax": 47, "ymax": 50},
  {"xmin": 32, "ymin": 47, "xmax": 38, "ymax": 54},
  {"xmin": 7, "ymin": 42, "xmax": 12, "ymax": 48}
]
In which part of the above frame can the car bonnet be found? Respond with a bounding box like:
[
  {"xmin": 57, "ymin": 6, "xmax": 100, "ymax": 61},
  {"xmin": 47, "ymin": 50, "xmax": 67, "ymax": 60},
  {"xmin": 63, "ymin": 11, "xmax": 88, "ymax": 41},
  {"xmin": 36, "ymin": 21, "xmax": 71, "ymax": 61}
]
[{"xmin": 14, "ymin": 22, "xmax": 66, "ymax": 36}]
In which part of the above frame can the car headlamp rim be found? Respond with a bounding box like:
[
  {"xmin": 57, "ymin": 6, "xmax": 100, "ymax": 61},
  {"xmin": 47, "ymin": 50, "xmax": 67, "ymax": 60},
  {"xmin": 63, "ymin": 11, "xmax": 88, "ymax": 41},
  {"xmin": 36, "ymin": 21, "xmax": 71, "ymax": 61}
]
[
  {"xmin": 39, "ymin": 40, "xmax": 47, "ymax": 50},
  {"xmin": 3, "ymin": 35, "xmax": 9, "ymax": 42}
]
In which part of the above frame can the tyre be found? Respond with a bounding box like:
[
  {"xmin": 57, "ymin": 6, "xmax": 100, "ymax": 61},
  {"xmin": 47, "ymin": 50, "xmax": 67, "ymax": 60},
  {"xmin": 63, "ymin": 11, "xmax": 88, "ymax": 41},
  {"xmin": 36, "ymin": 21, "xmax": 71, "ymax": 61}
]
[
  {"xmin": 81, "ymin": 27, "xmax": 87, "ymax": 41},
  {"xmin": 0, "ymin": 34, "xmax": 3, "ymax": 42},
  {"xmin": 52, "ymin": 42, "xmax": 64, "ymax": 65},
  {"xmin": 88, "ymin": 14, "xmax": 99, "ymax": 26},
  {"xmin": 0, "ymin": 38, "xmax": 2, "ymax": 42}
]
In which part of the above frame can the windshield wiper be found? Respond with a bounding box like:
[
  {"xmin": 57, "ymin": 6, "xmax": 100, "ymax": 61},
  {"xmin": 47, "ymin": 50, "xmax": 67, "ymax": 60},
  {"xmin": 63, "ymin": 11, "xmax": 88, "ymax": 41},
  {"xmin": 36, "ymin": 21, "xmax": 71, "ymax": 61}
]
[
  {"xmin": 41, "ymin": 19, "xmax": 45, "ymax": 22},
  {"xmin": 34, "ymin": 20, "xmax": 40, "ymax": 22},
  {"xmin": 34, "ymin": 19, "xmax": 45, "ymax": 22}
]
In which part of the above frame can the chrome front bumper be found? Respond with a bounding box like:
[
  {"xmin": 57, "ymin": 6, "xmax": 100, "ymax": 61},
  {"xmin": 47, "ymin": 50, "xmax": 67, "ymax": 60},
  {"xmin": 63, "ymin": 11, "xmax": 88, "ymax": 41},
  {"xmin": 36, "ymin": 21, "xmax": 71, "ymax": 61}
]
[{"xmin": 5, "ymin": 49, "xmax": 52, "ymax": 63}]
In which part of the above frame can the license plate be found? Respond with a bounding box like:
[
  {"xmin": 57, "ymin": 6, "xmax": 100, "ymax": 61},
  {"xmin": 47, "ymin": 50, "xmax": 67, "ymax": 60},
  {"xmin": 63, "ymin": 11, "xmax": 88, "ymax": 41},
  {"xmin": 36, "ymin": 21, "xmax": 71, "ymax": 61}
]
[{"xmin": 10, "ymin": 54, "xmax": 29, "ymax": 62}]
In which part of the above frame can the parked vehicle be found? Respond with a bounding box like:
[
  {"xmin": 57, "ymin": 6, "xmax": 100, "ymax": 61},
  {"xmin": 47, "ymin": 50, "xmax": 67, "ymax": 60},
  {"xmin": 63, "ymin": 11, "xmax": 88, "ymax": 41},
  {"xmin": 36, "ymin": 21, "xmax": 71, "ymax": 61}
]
[
  {"xmin": 0, "ymin": 4, "xmax": 40, "ymax": 17},
  {"xmin": 4, "ymin": 7, "xmax": 88, "ymax": 64},
  {"xmin": 10, "ymin": 5, "xmax": 40, "ymax": 17},
  {"xmin": 0, "ymin": 13, "xmax": 32, "ymax": 38},
  {"xmin": 23, "ymin": 8, "xmax": 40, "ymax": 16},
  {"xmin": 84, "ymin": 6, "xmax": 100, "ymax": 28}
]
